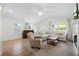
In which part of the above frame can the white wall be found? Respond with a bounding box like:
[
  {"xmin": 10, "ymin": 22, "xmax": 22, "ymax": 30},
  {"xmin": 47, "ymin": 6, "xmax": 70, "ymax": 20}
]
[
  {"xmin": 78, "ymin": 19, "xmax": 79, "ymax": 55},
  {"xmin": 0, "ymin": 13, "xmax": 1, "ymax": 55},
  {"xmin": 2, "ymin": 16, "xmax": 25, "ymax": 41},
  {"xmin": 71, "ymin": 19, "xmax": 78, "ymax": 41},
  {"xmin": 0, "ymin": 11, "xmax": 1, "ymax": 41},
  {"xmin": 0, "ymin": 10, "xmax": 1, "ymax": 40},
  {"xmin": 35, "ymin": 16, "xmax": 69, "ymax": 34},
  {"xmin": 0, "ymin": 5, "xmax": 2, "ymax": 55}
]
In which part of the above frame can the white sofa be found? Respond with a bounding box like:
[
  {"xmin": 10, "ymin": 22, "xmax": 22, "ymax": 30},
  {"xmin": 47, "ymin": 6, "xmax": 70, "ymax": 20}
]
[{"xmin": 57, "ymin": 32, "xmax": 67, "ymax": 41}]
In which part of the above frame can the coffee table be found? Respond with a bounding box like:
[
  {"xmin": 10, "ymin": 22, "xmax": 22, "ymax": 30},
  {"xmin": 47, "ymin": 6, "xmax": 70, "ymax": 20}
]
[{"xmin": 47, "ymin": 36, "xmax": 59, "ymax": 46}]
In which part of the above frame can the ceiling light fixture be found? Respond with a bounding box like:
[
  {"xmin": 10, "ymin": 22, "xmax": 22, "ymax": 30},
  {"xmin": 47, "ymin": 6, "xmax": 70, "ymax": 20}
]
[{"xmin": 38, "ymin": 12, "xmax": 43, "ymax": 16}]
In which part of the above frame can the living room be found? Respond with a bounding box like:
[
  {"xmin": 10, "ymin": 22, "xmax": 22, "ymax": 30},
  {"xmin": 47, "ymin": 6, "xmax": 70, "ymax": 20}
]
[{"xmin": 0, "ymin": 3, "xmax": 78, "ymax": 56}]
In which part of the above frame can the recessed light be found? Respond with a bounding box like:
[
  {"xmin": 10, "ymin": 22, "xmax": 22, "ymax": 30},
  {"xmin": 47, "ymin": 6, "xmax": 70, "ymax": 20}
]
[
  {"xmin": 9, "ymin": 9, "xmax": 13, "ymax": 13},
  {"xmin": 38, "ymin": 12, "xmax": 43, "ymax": 16}
]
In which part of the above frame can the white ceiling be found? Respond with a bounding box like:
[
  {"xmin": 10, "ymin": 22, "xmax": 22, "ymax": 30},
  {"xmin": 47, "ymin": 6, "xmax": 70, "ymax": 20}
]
[{"xmin": 2, "ymin": 3, "xmax": 77, "ymax": 23}]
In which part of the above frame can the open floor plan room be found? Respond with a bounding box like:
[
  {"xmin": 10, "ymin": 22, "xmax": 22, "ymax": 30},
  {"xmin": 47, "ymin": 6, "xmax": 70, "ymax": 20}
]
[{"xmin": 0, "ymin": 3, "xmax": 79, "ymax": 56}]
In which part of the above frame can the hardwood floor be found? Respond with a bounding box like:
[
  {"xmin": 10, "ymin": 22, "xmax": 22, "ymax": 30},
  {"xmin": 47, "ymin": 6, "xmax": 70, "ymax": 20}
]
[
  {"xmin": 1, "ymin": 38, "xmax": 76, "ymax": 56},
  {"xmin": 2, "ymin": 39, "xmax": 33, "ymax": 56}
]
